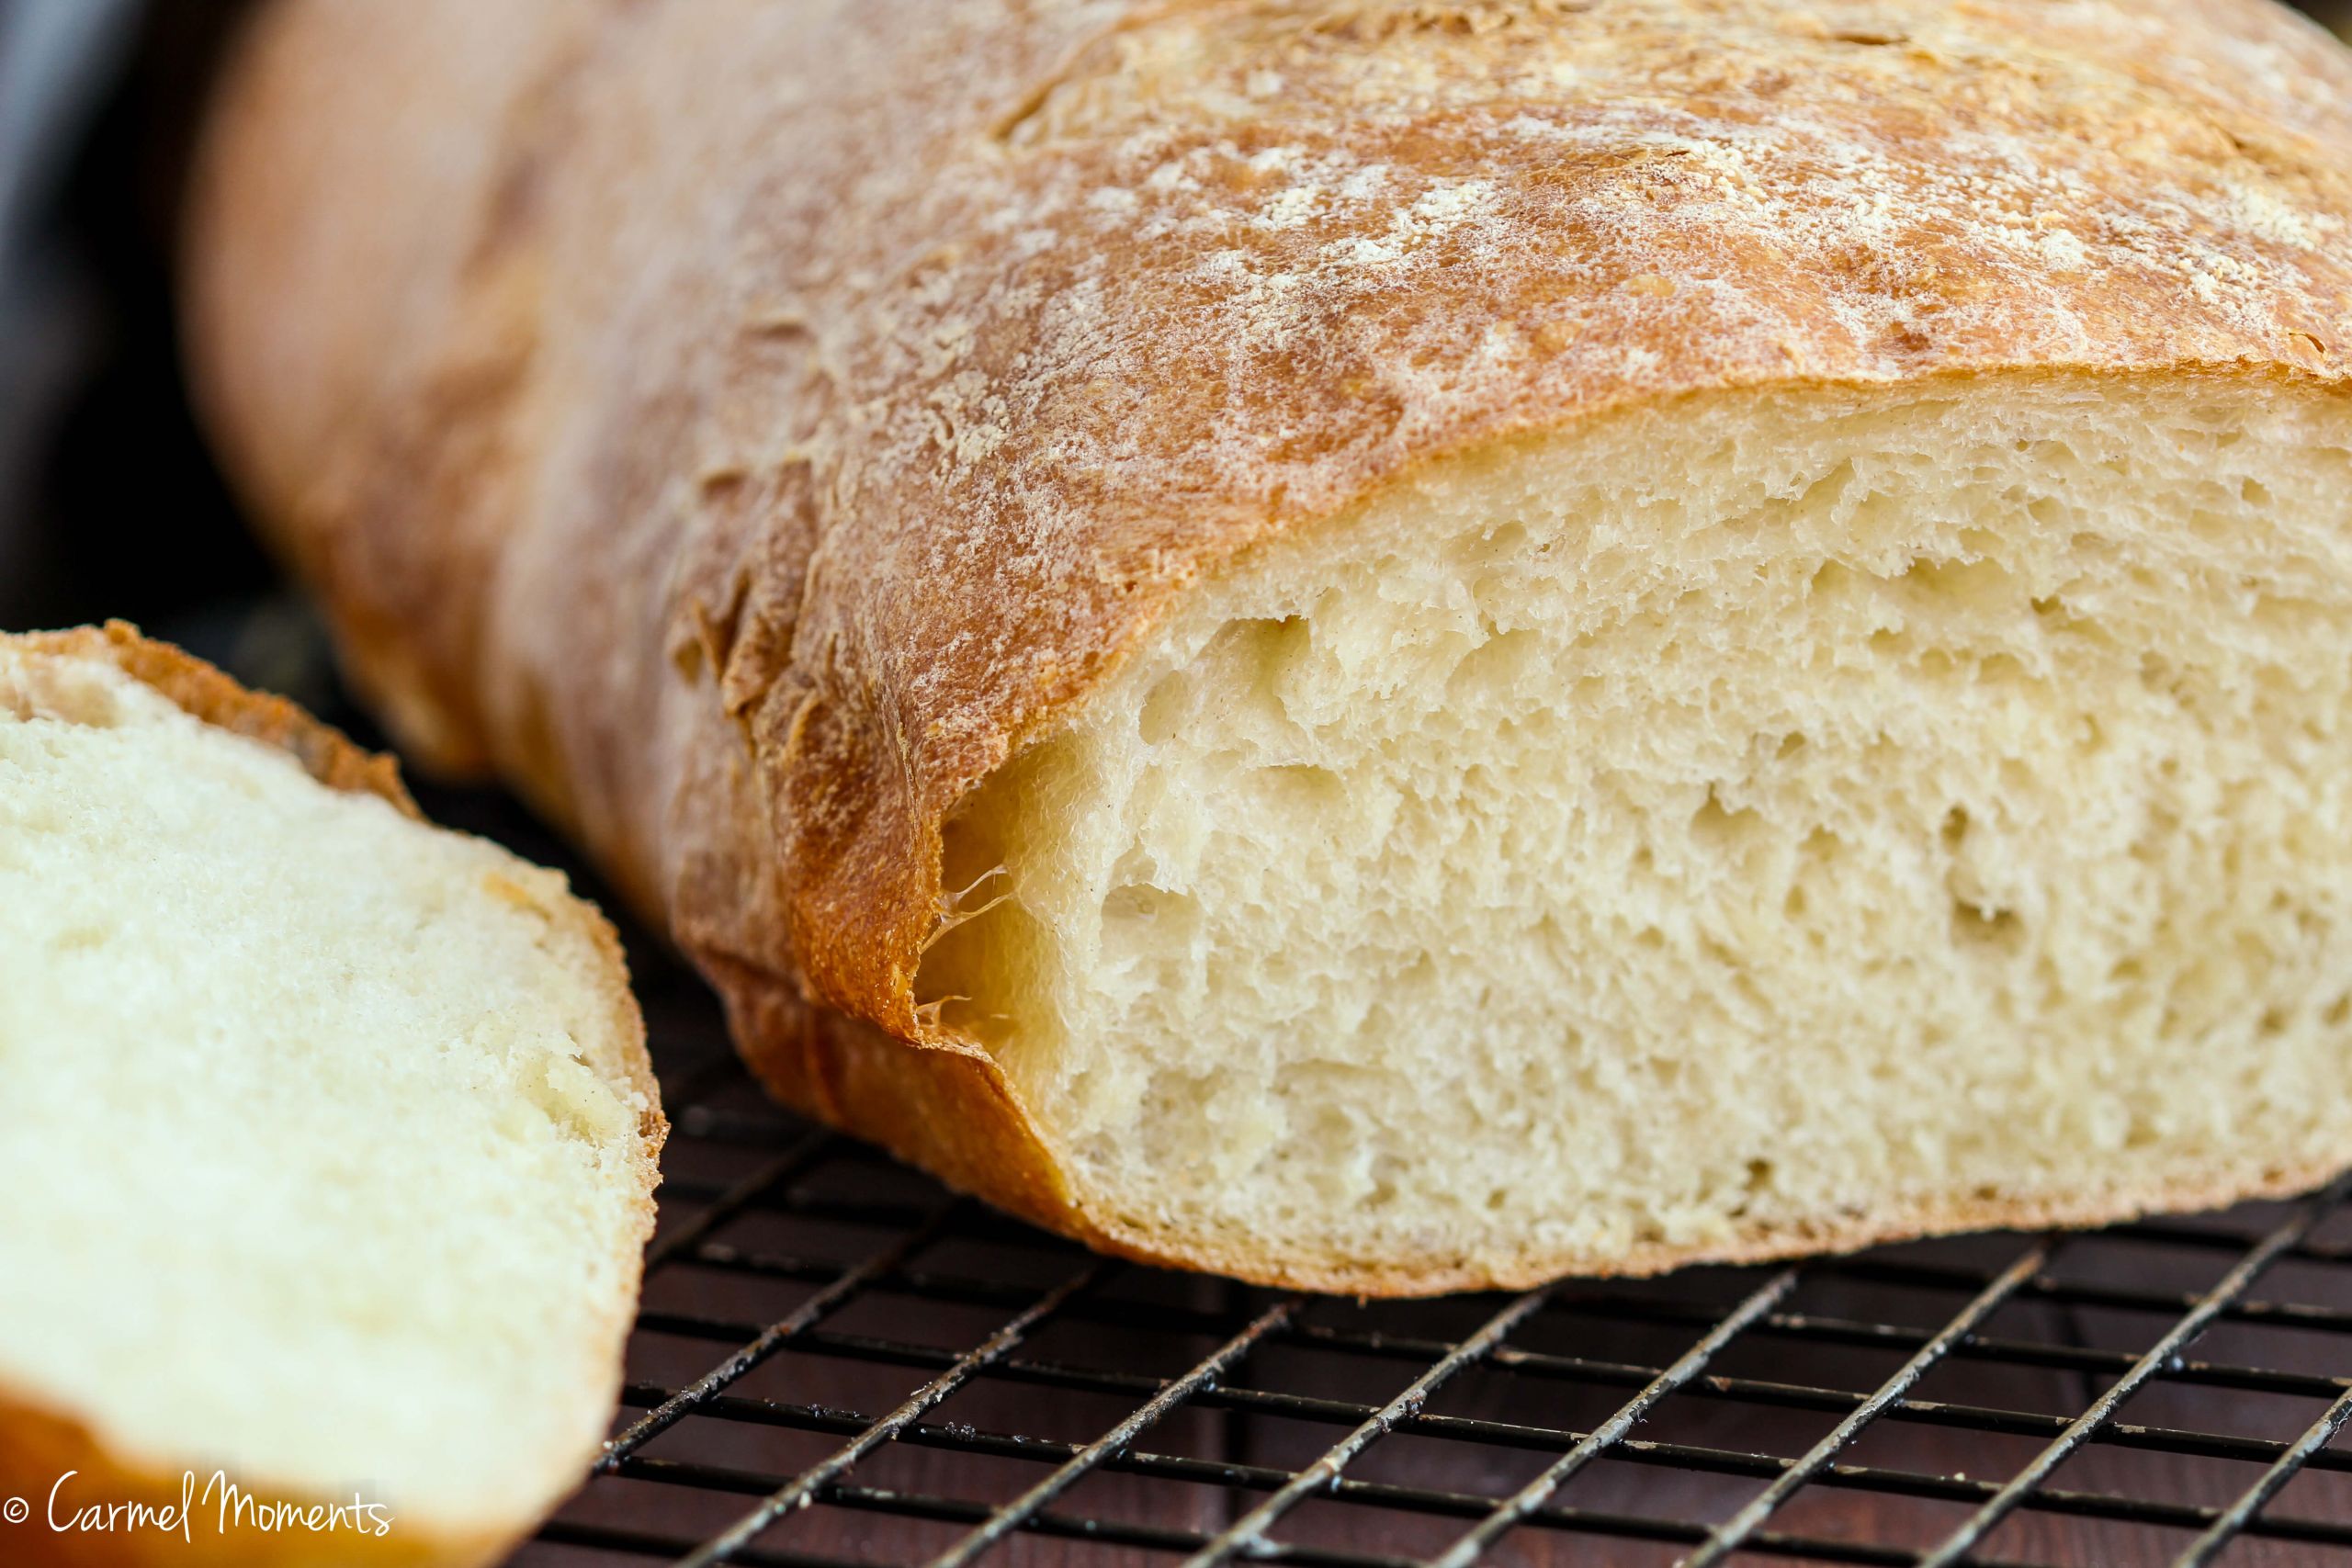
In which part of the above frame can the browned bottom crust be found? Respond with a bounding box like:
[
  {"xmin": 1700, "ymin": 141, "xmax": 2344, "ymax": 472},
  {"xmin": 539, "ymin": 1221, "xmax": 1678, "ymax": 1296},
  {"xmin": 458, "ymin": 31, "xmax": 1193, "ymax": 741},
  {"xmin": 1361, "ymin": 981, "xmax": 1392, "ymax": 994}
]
[
  {"xmin": 718, "ymin": 967, "xmax": 2350, "ymax": 1297},
  {"xmin": 0, "ymin": 1394, "xmax": 510, "ymax": 1568}
]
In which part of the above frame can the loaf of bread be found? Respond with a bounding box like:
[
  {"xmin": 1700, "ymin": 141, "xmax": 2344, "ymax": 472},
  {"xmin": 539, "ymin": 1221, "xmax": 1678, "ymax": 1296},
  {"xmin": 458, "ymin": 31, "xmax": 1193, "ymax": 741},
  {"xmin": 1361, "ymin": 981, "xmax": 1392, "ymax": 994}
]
[
  {"xmin": 0, "ymin": 625, "xmax": 662, "ymax": 1566},
  {"xmin": 187, "ymin": 0, "xmax": 2352, "ymax": 1293}
]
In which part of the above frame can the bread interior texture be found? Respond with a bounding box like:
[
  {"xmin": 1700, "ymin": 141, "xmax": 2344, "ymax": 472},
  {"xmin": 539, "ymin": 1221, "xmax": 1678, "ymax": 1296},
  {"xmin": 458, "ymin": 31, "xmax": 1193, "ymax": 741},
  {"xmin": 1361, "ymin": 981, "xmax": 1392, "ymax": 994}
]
[
  {"xmin": 0, "ymin": 649, "xmax": 651, "ymax": 1527},
  {"xmin": 916, "ymin": 374, "xmax": 2352, "ymax": 1281}
]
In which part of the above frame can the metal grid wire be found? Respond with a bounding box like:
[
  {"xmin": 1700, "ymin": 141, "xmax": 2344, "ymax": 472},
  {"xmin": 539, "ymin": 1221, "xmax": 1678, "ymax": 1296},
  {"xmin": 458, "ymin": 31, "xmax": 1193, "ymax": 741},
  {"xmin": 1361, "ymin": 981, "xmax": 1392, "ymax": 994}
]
[{"xmin": 503, "ymin": 931, "xmax": 2352, "ymax": 1568}]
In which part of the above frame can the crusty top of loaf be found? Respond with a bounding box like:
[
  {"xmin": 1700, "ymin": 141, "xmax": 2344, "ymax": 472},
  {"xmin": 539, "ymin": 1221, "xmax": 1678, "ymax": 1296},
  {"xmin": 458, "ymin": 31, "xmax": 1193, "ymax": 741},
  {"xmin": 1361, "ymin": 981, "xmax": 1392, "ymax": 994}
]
[{"xmin": 191, "ymin": 0, "xmax": 2352, "ymax": 1043}]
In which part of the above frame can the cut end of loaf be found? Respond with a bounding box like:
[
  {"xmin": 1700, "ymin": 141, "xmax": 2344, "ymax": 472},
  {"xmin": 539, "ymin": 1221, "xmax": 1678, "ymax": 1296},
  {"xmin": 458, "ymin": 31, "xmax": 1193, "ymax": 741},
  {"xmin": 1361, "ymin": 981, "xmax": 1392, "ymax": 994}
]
[
  {"xmin": 914, "ymin": 373, "xmax": 2352, "ymax": 1290},
  {"xmin": 0, "ymin": 634, "xmax": 660, "ymax": 1548}
]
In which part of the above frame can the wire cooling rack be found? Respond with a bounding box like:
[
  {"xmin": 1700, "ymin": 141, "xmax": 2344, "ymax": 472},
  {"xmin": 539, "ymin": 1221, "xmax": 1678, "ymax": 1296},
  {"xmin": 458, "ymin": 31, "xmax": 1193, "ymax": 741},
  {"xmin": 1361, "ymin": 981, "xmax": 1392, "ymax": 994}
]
[{"xmin": 485, "ymin": 887, "xmax": 2352, "ymax": 1568}]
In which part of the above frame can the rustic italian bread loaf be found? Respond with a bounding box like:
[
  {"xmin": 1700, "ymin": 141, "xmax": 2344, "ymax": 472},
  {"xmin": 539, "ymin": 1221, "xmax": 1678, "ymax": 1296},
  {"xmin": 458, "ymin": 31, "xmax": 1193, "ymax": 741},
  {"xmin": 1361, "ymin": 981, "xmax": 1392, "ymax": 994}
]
[
  {"xmin": 0, "ymin": 625, "xmax": 662, "ymax": 1566},
  {"xmin": 187, "ymin": 0, "xmax": 2352, "ymax": 1293}
]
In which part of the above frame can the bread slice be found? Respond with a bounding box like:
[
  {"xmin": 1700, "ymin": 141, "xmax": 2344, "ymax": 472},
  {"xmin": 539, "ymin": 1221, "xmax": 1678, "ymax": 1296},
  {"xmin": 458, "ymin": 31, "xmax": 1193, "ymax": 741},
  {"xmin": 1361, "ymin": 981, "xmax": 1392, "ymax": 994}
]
[
  {"xmin": 185, "ymin": 0, "xmax": 2352, "ymax": 1292},
  {"xmin": 0, "ymin": 625, "xmax": 662, "ymax": 1566}
]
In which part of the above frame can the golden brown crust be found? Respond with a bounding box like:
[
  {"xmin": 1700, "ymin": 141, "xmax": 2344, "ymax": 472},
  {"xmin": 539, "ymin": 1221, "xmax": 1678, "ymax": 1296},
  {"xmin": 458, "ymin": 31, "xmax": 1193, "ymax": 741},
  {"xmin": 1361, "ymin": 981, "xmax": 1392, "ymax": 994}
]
[
  {"xmin": 737, "ymin": 975, "xmax": 2352, "ymax": 1295},
  {"xmin": 0, "ymin": 624, "xmax": 662, "ymax": 1563},
  {"xmin": 0, "ymin": 1398, "xmax": 505, "ymax": 1568},
  {"xmin": 187, "ymin": 0, "xmax": 2352, "ymax": 1292},
  {"xmin": 17, "ymin": 622, "xmax": 415, "ymax": 810}
]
